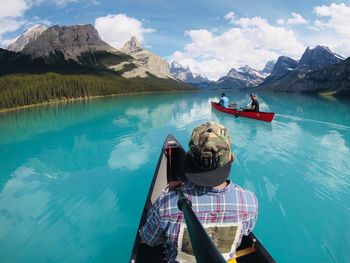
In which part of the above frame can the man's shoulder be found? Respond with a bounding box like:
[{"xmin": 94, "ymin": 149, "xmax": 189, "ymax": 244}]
[
  {"xmin": 153, "ymin": 190, "xmax": 179, "ymax": 214},
  {"xmin": 227, "ymin": 183, "xmax": 258, "ymax": 210},
  {"xmin": 229, "ymin": 183, "xmax": 255, "ymax": 194},
  {"xmin": 154, "ymin": 183, "xmax": 258, "ymax": 212},
  {"xmin": 157, "ymin": 189, "xmax": 177, "ymax": 202}
]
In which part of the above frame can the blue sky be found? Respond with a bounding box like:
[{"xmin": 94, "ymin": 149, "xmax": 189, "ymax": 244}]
[{"xmin": 1, "ymin": 0, "xmax": 350, "ymax": 79}]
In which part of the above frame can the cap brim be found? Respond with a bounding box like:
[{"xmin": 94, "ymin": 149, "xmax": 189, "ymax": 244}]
[{"xmin": 184, "ymin": 153, "xmax": 232, "ymax": 187}]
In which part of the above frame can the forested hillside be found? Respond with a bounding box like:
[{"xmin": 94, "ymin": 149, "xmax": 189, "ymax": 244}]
[
  {"xmin": 0, "ymin": 72, "xmax": 193, "ymax": 110},
  {"xmin": 0, "ymin": 47, "xmax": 194, "ymax": 111}
]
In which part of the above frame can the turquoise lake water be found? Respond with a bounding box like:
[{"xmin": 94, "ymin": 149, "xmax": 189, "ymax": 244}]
[{"xmin": 0, "ymin": 91, "xmax": 349, "ymax": 263}]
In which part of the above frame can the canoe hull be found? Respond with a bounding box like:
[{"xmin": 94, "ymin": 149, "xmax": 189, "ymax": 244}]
[{"xmin": 211, "ymin": 102, "xmax": 275, "ymax": 122}]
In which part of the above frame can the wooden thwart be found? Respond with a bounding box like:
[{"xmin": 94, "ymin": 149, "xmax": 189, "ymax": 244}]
[{"xmin": 227, "ymin": 244, "xmax": 256, "ymax": 263}]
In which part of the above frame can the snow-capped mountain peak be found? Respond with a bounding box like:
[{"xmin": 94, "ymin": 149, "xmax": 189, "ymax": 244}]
[
  {"xmin": 120, "ymin": 36, "xmax": 143, "ymax": 54},
  {"xmin": 237, "ymin": 65, "xmax": 253, "ymax": 73},
  {"xmin": 219, "ymin": 64, "xmax": 266, "ymax": 88},
  {"xmin": 260, "ymin": 60, "xmax": 275, "ymax": 75},
  {"xmin": 7, "ymin": 24, "xmax": 47, "ymax": 52},
  {"xmin": 296, "ymin": 45, "xmax": 344, "ymax": 72},
  {"xmin": 170, "ymin": 61, "xmax": 210, "ymax": 84},
  {"xmin": 170, "ymin": 61, "xmax": 182, "ymax": 69}
]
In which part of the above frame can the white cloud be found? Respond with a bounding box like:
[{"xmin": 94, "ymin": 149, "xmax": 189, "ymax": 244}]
[
  {"xmin": 276, "ymin": 18, "xmax": 285, "ymax": 25},
  {"xmin": 169, "ymin": 99, "xmax": 213, "ymax": 129},
  {"xmin": 287, "ymin": 12, "xmax": 308, "ymax": 25},
  {"xmin": 0, "ymin": 0, "xmax": 36, "ymax": 46},
  {"xmin": 313, "ymin": 3, "xmax": 350, "ymax": 37},
  {"xmin": 54, "ymin": 0, "xmax": 78, "ymax": 7},
  {"xmin": 224, "ymin": 11, "xmax": 235, "ymax": 23},
  {"xmin": 108, "ymin": 138, "xmax": 151, "ymax": 171},
  {"xmin": 94, "ymin": 13, "xmax": 155, "ymax": 49},
  {"xmin": 0, "ymin": 0, "xmax": 30, "ymax": 18},
  {"xmin": 0, "ymin": 18, "xmax": 26, "ymax": 35},
  {"xmin": 170, "ymin": 16, "xmax": 305, "ymax": 80},
  {"xmin": 26, "ymin": 16, "xmax": 52, "ymax": 27},
  {"xmin": 52, "ymin": 0, "xmax": 99, "ymax": 7},
  {"xmin": 303, "ymin": 3, "xmax": 350, "ymax": 56},
  {"xmin": 170, "ymin": 4, "xmax": 350, "ymax": 79}
]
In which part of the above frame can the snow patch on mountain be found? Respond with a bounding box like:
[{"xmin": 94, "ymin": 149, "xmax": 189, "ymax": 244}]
[{"xmin": 7, "ymin": 25, "xmax": 47, "ymax": 52}]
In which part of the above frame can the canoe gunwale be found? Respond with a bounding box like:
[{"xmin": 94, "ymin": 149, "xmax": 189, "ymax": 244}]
[{"xmin": 130, "ymin": 135, "xmax": 182, "ymax": 262}]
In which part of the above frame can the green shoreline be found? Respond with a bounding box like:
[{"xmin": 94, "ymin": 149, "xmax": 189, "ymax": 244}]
[
  {"xmin": 0, "ymin": 72, "xmax": 197, "ymax": 112},
  {"xmin": 0, "ymin": 89, "xmax": 197, "ymax": 114}
]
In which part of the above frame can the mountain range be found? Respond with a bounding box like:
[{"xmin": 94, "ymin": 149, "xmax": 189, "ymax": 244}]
[
  {"xmin": 170, "ymin": 45, "xmax": 349, "ymax": 96},
  {"xmin": 120, "ymin": 37, "xmax": 172, "ymax": 78},
  {"xmin": 169, "ymin": 61, "xmax": 275, "ymax": 90},
  {"xmin": 5, "ymin": 24, "xmax": 175, "ymax": 80},
  {"xmin": 169, "ymin": 62, "xmax": 212, "ymax": 88},
  {"xmin": 257, "ymin": 45, "xmax": 348, "ymax": 95},
  {"xmin": 0, "ymin": 24, "xmax": 191, "ymax": 110},
  {"xmin": 8, "ymin": 25, "xmax": 47, "ymax": 52},
  {"xmin": 216, "ymin": 64, "xmax": 270, "ymax": 89},
  {"xmin": 1, "ymin": 23, "xmax": 349, "ymax": 111}
]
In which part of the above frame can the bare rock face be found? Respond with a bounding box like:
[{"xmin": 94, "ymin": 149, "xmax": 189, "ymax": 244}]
[
  {"xmin": 170, "ymin": 61, "xmax": 209, "ymax": 83},
  {"xmin": 22, "ymin": 24, "xmax": 116, "ymax": 61},
  {"xmin": 226, "ymin": 65, "xmax": 266, "ymax": 85},
  {"xmin": 8, "ymin": 25, "xmax": 47, "ymax": 52},
  {"xmin": 260, "ymin": 60, "xmax": 275, "ymax": 75},
  {"xmin": 120, "ymin": 36, "xmax": 143, "ymax": 54},
  {"xmin": 291, "ymin": 58, "xmax": 350, "ymax": 95},
  {"xmin": 269, "ymin": 56, "xmax": 298, "ymax": 77},
  {"xmin": 257, "ymin": 46, "xmax": 348, "ymax": 93},
  {"xmin": 217, "ymin": 65, "xmax": 266, "ymax": 89},
  {"xmin": 120, "ymin": 36, "xmax": 172, "ymax": 79},
  {"xmin": 169, "ymin": 61, "xmax": 214, "ymax": 88},
  {"xmin": 296, "ymin": 45, "xmax": 344, "ymax": 72}
]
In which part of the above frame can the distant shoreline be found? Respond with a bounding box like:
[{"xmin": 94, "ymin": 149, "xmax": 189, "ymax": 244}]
[
  {"xmin": 0, "ymin": 89, "xmax": 197, "ymax": 114},
  {"xmin": 1, "ymin": 88, "xmax": 345, "ymax": 114}
]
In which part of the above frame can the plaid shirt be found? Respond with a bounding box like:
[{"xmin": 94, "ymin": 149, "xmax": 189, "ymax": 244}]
[{"xmin": 139, "ymin": 181, "xmax": 258, "ymax": 262}]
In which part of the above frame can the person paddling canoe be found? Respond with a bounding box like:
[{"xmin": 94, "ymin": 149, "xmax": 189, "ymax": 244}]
[
  {"xmin": 243, "ymin": 94, "xmax": 260, "ymax": 112},
  {"xmin": 219, "ymin": 93, "xmax": 229, "ymax": 108},
  {"xmin": 139, "ymin": 122, "xmax": 258, "ymax": 262}
]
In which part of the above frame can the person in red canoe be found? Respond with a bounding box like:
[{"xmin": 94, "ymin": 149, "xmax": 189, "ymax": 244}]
[
  {"xmin": 219, "ymin": 93, "xmax": 238, "ymax": 109},
  {"xmin": 243, "ymin": 93, "xmax": 260, "ymax": 112},
  {"xmin": 219, "ymin": 93, "xmax": 229, "ymax": 108}
]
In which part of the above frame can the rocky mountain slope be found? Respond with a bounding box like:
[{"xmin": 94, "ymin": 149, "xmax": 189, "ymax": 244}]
[
  {"xmin": 269, "ymin": 56, "xmax": 298, "ymax": 77},
  {"xmin": 119, "ymin": 36, "xmax": 173, "ymax": 78},
  {"xmin": 7, "ymin": 24, "xmax": 175, "ymax": 80},
  {"xmin": 296, "ymin": 46, "xmax": 344, "ymax": 72},
  {"xmin": 22, "ymin": 24, "xmax": 116, "ymax": 61},
  {"xmin": 259, "ymin": 56, "xmax": 298, "ymax": 86},
  {"xmin": 0, "ymin": 24, "xmax": 194, "ymax": 110},
  {"xmin": 170, "ymin": 61, "xmax": 276, "ymax": 89},
  {"xmin": 8, "ymin": 25, "xmax": 47, "ymax": 52},
  {"xmin": 258, "ymin": 46, "xmax": 345, "ymax": 92},
  {"xmin": 260, "ymin": 60, "xmax": 275, "ymax": 75},
  {"xmin": 169, "ymin": 61, "xmax": 211, "ymax": 85},
  {"xmin": 216, "ymin": 65, "xmax": 266, "ymax": 89},
  {"xmin": 259, "ymin": 57, "xmax": 350, "ymax": 95},
  {"xmin": 291, "ymin": 57, "xmax": 350, "ymax": 96}
]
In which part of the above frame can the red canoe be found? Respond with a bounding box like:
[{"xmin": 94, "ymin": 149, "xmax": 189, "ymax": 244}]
[{"xmin": 211, "ymin": 102, "xmax": 275, "ymax": 122}]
